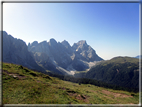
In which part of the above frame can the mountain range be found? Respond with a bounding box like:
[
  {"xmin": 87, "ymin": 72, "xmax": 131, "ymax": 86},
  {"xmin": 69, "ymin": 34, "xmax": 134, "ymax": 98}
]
[
  {"xmin": 2, "ymin": 31, "xmax": 103, "ymax": 75},
  {"xmin": 2, "ymin": 31, "xmax": 140, "ymax": 90}
]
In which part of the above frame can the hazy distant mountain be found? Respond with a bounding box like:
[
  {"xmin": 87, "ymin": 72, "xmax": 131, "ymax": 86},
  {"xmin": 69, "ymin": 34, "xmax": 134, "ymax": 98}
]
[
  {"xmin": 85, "ymin": 56, "xmax": 139, "ymax": 88},
  {"xmin": 2, "ymin": 31, "xmax": 139, "ymax": 91},
  {"xmin": 72, "ymin": 40, "xmax": 103, "ymax": 61},
  {"xmin": 2, "ymin": 31, "xmax": 103, "ymax": 75},
  {"xmin": 2, "ymin": 31, "xmax": 45, "ymax": 73},
  {"xmin": 61, "ymin": 40, "xmax": 72, "ymax": 50},
  {"xmin": 135, "ymin": 55, "xmax": 142, "ymax": 59},
  {"xmin": 28, "ymin": 39, "xmax": 73, "ymax": 75},
  {"xmin": 2, "ymin": 31, "xmax": 139, "ymax": 89},
  {"xmin": 71, "ymin": 40, "xmax": 103, "ymax": 71},
  {"xmin": 28, "ymin": 39, "xmax": 103, "ymax": 74}
]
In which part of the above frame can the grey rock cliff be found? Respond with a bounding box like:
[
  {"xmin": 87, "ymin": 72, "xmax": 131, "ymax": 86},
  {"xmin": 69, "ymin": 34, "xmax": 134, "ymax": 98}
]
[
  {"xmin": 3, "ymin": 32, "xmax": 103, "ymax": 75},
  {"xmin": 28, "ymin": 39, "xmax": 73, "ymax": 74},
  {"xmin": 2, "ymin": 31, "xmax": 45, "ymax": 72},
  {"xmin": 70, "ymin": 40, "xmax": 103, "ymax": 71},
  {"xmin": 28, "ymin": 39, "xmax": 103, "ymax": 73},
  {"xmin": 2, "ymin": 31, "xmax": 103, "ymax": 75},
  {"xmin": 72, "ymin": 40, "xmax": 103, "ymax": 62}
]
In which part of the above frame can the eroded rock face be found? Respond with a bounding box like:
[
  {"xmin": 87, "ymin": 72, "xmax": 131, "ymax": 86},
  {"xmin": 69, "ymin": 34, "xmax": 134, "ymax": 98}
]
[
  {"xmin": 28, "ymin": 39, "xmax": 73, "ymax": 71},
  {"xmin": 2, "ymin": 31, "xmax": 103, "ymax": 75},
  {"xmin": 28, "ymin": 39, "xmax": 103, "ymax": 73},
  {"xmin": 2, "ymin": 31, "xmax": 45, "ymax": 73},
  {"xmin": 72, "ymin": 40, "xmax": 103, "ymax": 62}
]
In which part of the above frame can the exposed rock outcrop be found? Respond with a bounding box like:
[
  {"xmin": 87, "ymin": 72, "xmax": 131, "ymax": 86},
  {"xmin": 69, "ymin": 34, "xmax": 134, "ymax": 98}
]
[
  {"xmin": 2, "ymin": 31, "xmax": 45, "ymax": 73},
  {"xmin": 28, "ymin": 39, "xmax": 103, "ymax": 74},
  {"xmin": 2, "ymin": 31, "xmax": 103, "ymax": 75}
]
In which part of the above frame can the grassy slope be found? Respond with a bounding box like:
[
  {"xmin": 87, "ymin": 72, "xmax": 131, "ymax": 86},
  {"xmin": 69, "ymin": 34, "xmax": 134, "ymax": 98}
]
[
  {"xmin": 2, "ymin": 63, "xmax": 139, "ymax": 104},
  {"xmin": 86, "ymin": 57, "xmax": 140, "ymax": 88}
]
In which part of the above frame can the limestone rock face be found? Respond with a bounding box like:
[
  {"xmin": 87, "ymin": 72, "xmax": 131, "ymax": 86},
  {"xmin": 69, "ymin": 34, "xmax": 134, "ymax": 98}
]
[
  {"xmin": 2, "ymin": 31, "xmax": 103, "ymax": 75},
  {"xmin": 28, "ymin": 39, "xmax": 103, "ymax": 73},
  {"xmin": 72, "ymin": 40, "xmax": 103, "ymax": 62},
  {"xmin": 2, "ymin": 31, "xmax": 45, "ymax": 73},
  {"xmin": 61, "ymin": 40, "xmax": 72, "ymax": 50},
  {"xmin": 69, "ymin": 40, "xmax": 103, "ymax": 71},
  {"xmin": 28, "ymin": 39, "xmax": 73, "ymax": 74}
]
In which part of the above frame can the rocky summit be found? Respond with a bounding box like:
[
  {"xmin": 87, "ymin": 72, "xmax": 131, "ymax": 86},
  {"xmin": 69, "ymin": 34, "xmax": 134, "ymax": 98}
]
[
  {"xmin": 28, "ymin": 39, "xmax": 103, "ymax": 75},
  {"xmin": 72, "ymin": 40, "xmax": 103, "ymax": 61},
  {"xmin": 2, "ymin": 31, "xmax": 103, "ymax": 75}
]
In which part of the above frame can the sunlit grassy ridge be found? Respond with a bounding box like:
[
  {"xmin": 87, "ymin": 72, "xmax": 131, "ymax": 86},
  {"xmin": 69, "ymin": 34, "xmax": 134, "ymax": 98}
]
[
  {"xmin": 86, "ymin": 57, "xmax": 139, "ymax": 89},
  {"xmin": 2, "ymin": 63, "xmax": 139, "ymax": 104}
]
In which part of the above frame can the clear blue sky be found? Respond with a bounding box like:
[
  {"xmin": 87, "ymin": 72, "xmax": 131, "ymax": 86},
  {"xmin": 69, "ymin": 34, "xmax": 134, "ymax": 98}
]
[{"xmin": 3, "ymin": 2, "xmax": 139, "ymax": 60}]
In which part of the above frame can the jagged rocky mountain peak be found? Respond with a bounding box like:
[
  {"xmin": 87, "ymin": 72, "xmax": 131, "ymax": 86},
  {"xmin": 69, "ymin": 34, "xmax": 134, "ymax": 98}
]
[
  {"xmin": 3, "ymin": 31, "xmax": 103, "ymax": 75},
  {"xmin": 28, "ymin": 43, "xmax": 30, "ymax": 47},
  {"xmin": 2, "ymin": 31, "xmax": 14, "ymax": 40},
  {"xmin": 28, "ymin": 41, "xmax": 39, "ymax": 51},
  {"xmin": 49, "ymin": 38, "xmax": 57, "ymax": 43},
  {"xmin": 2, "ymin": 31, "xmax": 8, "ymax": 35},
  {"xmin": 40, "ymin": 40, "xmax": 48, "ymax": 45},
  {"xmin": 62, "ymin": 40, "xmax": 69, "ymax": 45},
  {"xmin": 61, "ymin": 40, "xmax": 71, "ymax": 48},
  {"xmin": 31, "ymin": 41, "xmax": 38, "ymax": 46},
  {"xmin": 77, "ymin": 40, "xmax": 87, "ymax": 45},
  {"xmin": 72, "ymin": 40, "xmax": 88, "ymax": 52},
  {"xmin": 49, "ymin": 38, "xmax": 57, "ymax": 45},
  {"xmin": 72, "ymin": 40, "xmax": 88, "ymax": 47}
]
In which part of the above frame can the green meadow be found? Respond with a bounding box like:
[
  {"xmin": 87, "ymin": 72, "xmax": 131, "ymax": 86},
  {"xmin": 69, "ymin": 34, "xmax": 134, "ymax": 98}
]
[{"xmin": 2, "ymin": 63, "xmax": 139, "ymax": 104}]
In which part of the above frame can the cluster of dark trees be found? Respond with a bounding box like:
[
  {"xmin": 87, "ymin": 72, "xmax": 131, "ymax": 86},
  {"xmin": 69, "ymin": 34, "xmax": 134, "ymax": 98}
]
[{"xmin": 46, "ymin": 72, "xmax": 139, "ymax": 93}]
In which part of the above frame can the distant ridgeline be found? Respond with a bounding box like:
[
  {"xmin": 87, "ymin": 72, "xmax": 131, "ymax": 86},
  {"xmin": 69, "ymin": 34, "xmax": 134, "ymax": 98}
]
[
  {"xmin": 85, "ymin": 57, "xmax": 140, "ymax": 90},
  {"xmin": 28, "ymin": 38, "xmax": 103, "ymax": 75},
  {"xmin": 2, "ymin": 31, "xmax": 103, "ymax": 75},
  {"xmin": 45, "ymin": 56, "xmax": 140, "ymax": 92},
  {"xmin": 2, "ymin": 31, "xmax": 140, "ymax": 91},
  {"xmin": 135, "ymin": 55, "xmax": 142, "ymax": 59}
]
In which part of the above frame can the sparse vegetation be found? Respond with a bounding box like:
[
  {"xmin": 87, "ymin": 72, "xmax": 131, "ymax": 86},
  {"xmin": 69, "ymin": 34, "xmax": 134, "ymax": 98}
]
[{"xmin": 2, "ymin": 62, "xmax": 139, "ymax": 104}]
